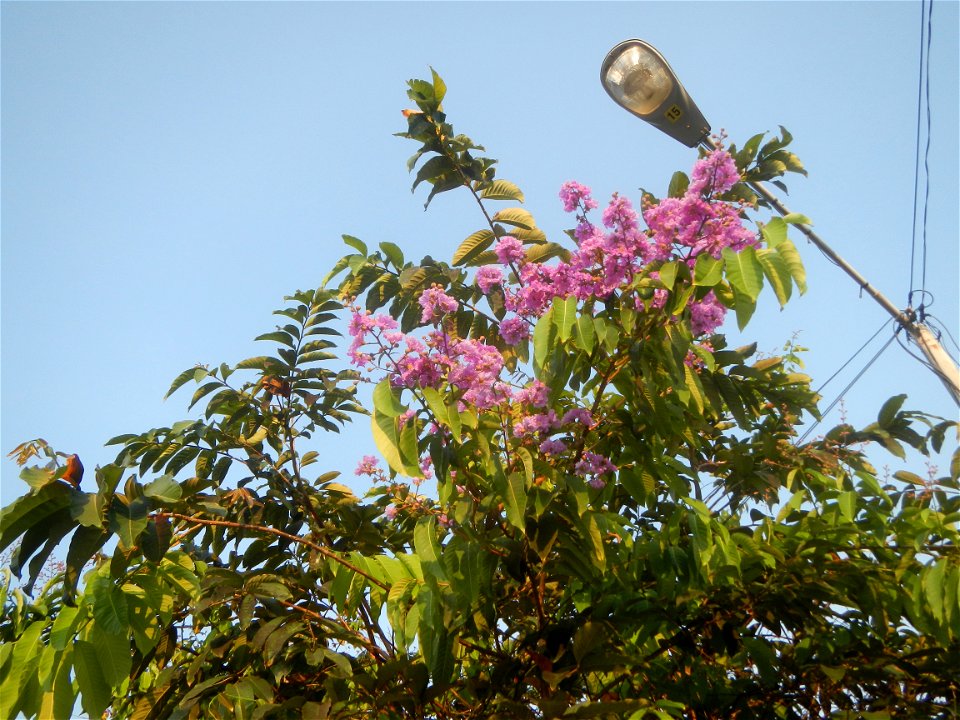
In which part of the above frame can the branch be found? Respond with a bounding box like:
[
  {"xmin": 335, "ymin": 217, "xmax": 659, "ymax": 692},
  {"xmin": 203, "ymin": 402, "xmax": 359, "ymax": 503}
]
[{"xmin": 156, "ymin": 512, "xmax": 388, "ymax": 590}]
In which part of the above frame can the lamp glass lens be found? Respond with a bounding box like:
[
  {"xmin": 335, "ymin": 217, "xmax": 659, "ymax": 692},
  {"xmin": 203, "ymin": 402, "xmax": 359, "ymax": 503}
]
[{"xmin": 604, "ymin": 45, "xmax": 673, "ymax": 116}]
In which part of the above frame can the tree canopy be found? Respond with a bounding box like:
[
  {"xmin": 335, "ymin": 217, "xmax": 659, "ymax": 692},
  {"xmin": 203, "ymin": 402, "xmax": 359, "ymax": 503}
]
[{"xmin": 1, "ymin": 71, "xmax": 957, "ymax": 720}]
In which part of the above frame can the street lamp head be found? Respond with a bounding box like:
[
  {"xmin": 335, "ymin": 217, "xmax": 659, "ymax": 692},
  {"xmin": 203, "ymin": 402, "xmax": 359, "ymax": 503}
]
[{"xmin": 601, "ymin": 39, "xmax": 711, "ymax": 148}]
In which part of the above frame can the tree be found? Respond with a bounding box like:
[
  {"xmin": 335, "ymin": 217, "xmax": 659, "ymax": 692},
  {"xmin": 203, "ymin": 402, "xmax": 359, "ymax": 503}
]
[{"xmin": 1, "ymin": 71, "xmax": 957, "ymax": 720}]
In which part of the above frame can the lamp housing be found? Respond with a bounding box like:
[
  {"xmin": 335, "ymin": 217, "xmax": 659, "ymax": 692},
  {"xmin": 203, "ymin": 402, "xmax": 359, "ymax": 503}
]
[{"xmin": 601, "ymin": 39, "xmax": 711, "ymax": 147}]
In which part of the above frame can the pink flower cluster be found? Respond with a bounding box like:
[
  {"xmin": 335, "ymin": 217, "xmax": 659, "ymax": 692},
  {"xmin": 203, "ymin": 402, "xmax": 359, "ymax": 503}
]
[
  {"xmin": 350, "ymin": 150, "xmax": 754, "ymax": 505},
  {"xmin": 482, "ymin": 149, "xmax": 753, "ymax": 338},
  {"xmin": 419, "ymin": 285, "xmax": 458, "ymax": 324},
  {"xmin": 350, "ymin": 306, "xmax": 545, "ymax": 412},
  {"xmin": 575, "ymin": 452, "xmax": 618, "ymax": 489}
]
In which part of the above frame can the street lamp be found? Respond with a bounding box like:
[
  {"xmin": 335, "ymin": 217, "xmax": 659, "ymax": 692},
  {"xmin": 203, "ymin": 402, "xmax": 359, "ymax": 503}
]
[
  {"xmin": 600, "ymin": 39, "xmax": 710, "ymax": 148},
  {"xmin": 601, "ymin": 39, "xmax": 960, "ymax": 406}
]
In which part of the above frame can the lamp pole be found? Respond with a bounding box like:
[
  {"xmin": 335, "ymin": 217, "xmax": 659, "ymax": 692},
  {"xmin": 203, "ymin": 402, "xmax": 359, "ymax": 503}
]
[{"xmin": 601, "ymin": 40, "xmax": 960, "ymax": 407}]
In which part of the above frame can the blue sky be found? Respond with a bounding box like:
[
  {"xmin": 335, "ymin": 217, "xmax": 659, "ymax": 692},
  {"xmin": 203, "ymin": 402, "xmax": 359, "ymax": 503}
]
[{"xmin": 2, "ymin": 1, "xmax": 958, "ymax": 502}]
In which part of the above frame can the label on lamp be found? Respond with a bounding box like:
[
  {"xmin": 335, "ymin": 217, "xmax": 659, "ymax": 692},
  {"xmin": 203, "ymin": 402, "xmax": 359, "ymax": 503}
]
[{"xmin": 663, "ymin": 104, "xmax": 683, "ymax": 123}]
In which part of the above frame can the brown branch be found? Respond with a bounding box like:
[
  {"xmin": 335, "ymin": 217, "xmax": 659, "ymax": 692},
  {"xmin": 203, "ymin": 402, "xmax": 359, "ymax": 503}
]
[
  {"xmin": 156, "ymin": 512, "xmax": 388, "ymax": 590},
  {"xmin": 275, "ymin": 598, "xmax": 387, "ymax": 660}
]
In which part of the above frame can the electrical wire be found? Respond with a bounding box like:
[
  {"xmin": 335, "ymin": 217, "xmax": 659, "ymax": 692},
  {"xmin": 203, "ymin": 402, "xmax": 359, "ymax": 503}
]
[
  {"xmin": 920, "ymin": 0, "xmax": 933, "ymax": 301},
  {"xmin": 924, "ymin": 314, "xmax": 959, "ymax": 358},
  {"xmin": 798, "ymin": 330, "xmax": 898, "ymax": 444},
  {"xmin": 812, "ymin": 318, "xmax": 892, "ymax": 395},
  {"xmin": 908, "ymin": 0, "xmax": 934, "ymax": 313},
  {"xmin": 908, "ymin": 0, "xmax": 926, "ymax": 301}
]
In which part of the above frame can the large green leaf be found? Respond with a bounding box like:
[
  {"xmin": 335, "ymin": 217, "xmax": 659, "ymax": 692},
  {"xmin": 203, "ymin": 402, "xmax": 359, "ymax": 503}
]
[
  {"xmin": 722, "ymin": 246, "xmax": 764, "ymax": 301},
  {"xmin": 73, "ymin": 640, "xmax": 113, "ymax": 719},
  {"xmin": 491, "ymin": 207, "xmax": 535, "ymax": 230},
  {"xmin": 91, "ymin": 628, "xmax": 132, "ymax": 688},
  {"xmin": 453, "ymin": 228, "xmax": 496, "ymax": 266},
  {"xmin": 372, "ymin": 409, "xmax": 421, "ymax": 477},
  {"xmin": 499, "ymin": 472, "xmax": 528, "ymax": 532},
  {"xmin": 552, "ymin": 295, "xmax": 578, "ymax": 342},
  {"xmin": 108, "ymin": 496, "xmax": 149, "ymax": 550},
  {"xmin": 693, "ymin": 254, "xmax": 723, "ymax": 287},
  {"xmin": 373, "ymin": 378, "xmax": 407, "ymax": 418},
  {"xmin": 776, "ymin": 239, "xmax": 807, "ymax": 294},
  {"xmin": 532, "ymin": 306, "xmax": 557, "ymax": 375},
  {"xmin": 756, "ymin": 248, "xmax": 792, "ymax": 307},
  {"xmin": 0, "ymin": 620, "xmax": 45, "ymax": 719},
  {"xmin": 0, "ymin": 482, "xmax": 75, "ymax": 554},
  {"xmin": 480, "ymin": 179, "xmax": 525, "ymax": 202},
  {"xmin": 90, "ymin": 574, "xmax": 130, "ymax": 634}
]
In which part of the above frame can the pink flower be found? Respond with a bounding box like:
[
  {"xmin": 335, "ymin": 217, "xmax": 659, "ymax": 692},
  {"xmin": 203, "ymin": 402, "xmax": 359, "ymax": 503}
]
[
  {"xmin": 494, "ymin": 236, "xmax": 525, "ymax": 265},
  {"xmin": 689, "ymin": 291, "xmax": 726, "ymax": 336},
  {"xmin": 513, "ymin": 411, "xmax": 559, "ymax": 437},
  {"xmin": 448, "ymin": 338, "xmax": 511, "ymax": 410},
  {"xmin": 384, "ymin": 505, "xmax": 398, "ymax": 520},
  {"xmin": 419, "ymin": 285, "xmax": 458, "ymax": 324},
  {"xmin": 601, "ymin": 194, "xmax": 639, "ymax": 231},
  {"xmin": 561, "ymin": 408, "xmax": 593, "ymax": 427},
  {"xmin": 559, "ymin": 181, "xmax": 598, "ymax": 213},
  {"xmin": 499, "ymin": 317, "xmax": 530, "ymax": 345},
  {"xmin": 420, "ymin": 455, "xmax": 434, "ymax": 480},
  {"xmin": 689, "ymin": 149, "xmax": 740, "ymax": 196},
  {"xmin": 539, "ymin": 439, "xmax": 568, "ymax": 455},
  {"xmin": 476, "ymin": 265, "xmax": 504, "ymax": 294},
  {"xmin": 515, "ymin": 380, "xmax": 550, "ymax": 408},
  {"xmin": 354, "ymin": 455, "xmax": 380, "ymax": 476},
  {"xmin": 575, "ymin": 452, "xmax": 617, "ymax": 484}
]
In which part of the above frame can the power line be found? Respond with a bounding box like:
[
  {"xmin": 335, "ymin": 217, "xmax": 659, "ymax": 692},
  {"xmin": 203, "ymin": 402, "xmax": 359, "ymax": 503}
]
[
  {"xmin": 813, "ymin": 318, "xmax": 892, "ymax": 396},
  {"xmin": 924, "ymin": 314, "xmax": 959, "ymax": 358},
  {"xmin": 908, "ymin": 0, "xmax": 934, "ymax": 313},
  {"xmin": 798, "ymin": 329, "xmax": 898, "ymax": 445}
]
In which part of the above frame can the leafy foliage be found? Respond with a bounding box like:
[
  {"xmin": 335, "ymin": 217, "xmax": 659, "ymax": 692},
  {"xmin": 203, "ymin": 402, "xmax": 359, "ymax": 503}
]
[{"xmin": 1, "ymin": 72, "xmax": 958, "ymax": 720}]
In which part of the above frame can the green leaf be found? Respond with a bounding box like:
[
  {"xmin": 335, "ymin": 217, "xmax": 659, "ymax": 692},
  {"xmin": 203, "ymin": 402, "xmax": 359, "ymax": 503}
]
[
  {"xmin": 50, "ymin": 605, "xmax": 81, "ymax": 651},
  {"xmin": 164, "ymin": 366, "xmax": 207, "ymax": 400},
  {"xmin": 73, "ymin": 640, "xmax": 112, "ymax": 719},
  {"xmin": 552, "ymin": 295, "xmax": 577, "ymax": 342},
  {"xmin": 533, "ymin": 306, "xmax": 557, "ymax": 375},
  {"xmin": 254, "ymin": 330, "xmax": 296, "ymax": 347},
  {"xmin": 667, "ymin": 171, "xmax": 689, "ymax": 198},
  {"xmin": 342, "ymin": 234, "xmax": 367, "ymax": 255},
  {"xmin": 372, "ymin": 410, "xmax": 420, "ymax": 477},
  {"xmin": 413, "ymin": 517, "xmax": 447, "ymax": 583},
  {"xmin": 756, "ymin": 248, "xmax": 792, "ymax": 307},
  {"xmin": 491, "ymin": 207, "xmax": 535, "ymax": 230},
  {"xmin": 453, "ymin": 229, "xmax": 495, "ymax": 266},
  {"xmin": 108, "ymin": 496, "xmax": 149, "ymax": 550},
  {"xmin": 91, "ymin": 628, "xmax": 132, "ymax": 688},
  {"xmin": 722, "ymin": 246, "xmax": 764, "ymax": 301},
  {"xmin": 0, "ymin": 620, "xmax": 45, "ymax": 719},
  {"xmin": 379, "ymin": 241, "xmax": 405, "ymax": 267},
  {"xmin": 20, "ymin": 466, "xmax": 56, "ymax": 490},
  {"xmin": 693, "ymin": 254, "xmax": 723, "ymax": 287},
  {"xmin": 264, "ymin": 620, "xmax": 305, "ymax": 664},
  {"xmin": 782, "ymin": 212, "xmax": 812, "ymax": 225},
  {"xmin": 731, "ymin": 284, "xmax": 757, "ymax": 331},
  {"xmin": 878, "ymin": 394, "xmax": 907, "ymax": 428},
  {"xmin": 480, "ymin": 179, "xmax": 525, "ymax": 202},
  {"xmin": 500, "ymin": 472, "xmax": 527, "ymax": 532},
  {"xmin": 760, "ymin": 217, "xmax": 787, "ymax": 248},
  {"xmin": 144, "ymin": 475, "xmax": 182, "ymax": 502},
  {"xmin": 775, "ymin": 239, "xmax": 807, "ymax": 294},
  {"xmin": 141, "ymin": 517, "xmax": 173, "ymax": 562},
  {"xmin": 658, "ymin": 261, "xmax": 678, "ymax": 290},
  {"xmin": 0, "ymin": 482, "xmax": 75, "ymax": 555},
  {"xmin": 90, "ymin": 574, "xmax": 129, "ymax": 634},
  {"xmin": 573, "ymin": 313, "xmax": 596, "ymax": 354},
  {"xmin": 373, "ymin": 378, "xmax": 407, "ymax": 418},
  {"xmin": 64, "ymin": 526, "xmax": 109, "ymax": 601}
]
